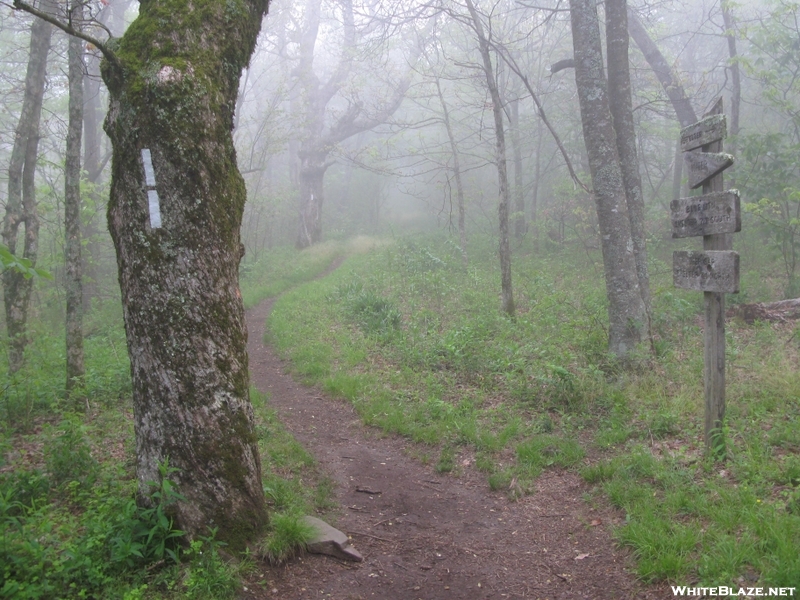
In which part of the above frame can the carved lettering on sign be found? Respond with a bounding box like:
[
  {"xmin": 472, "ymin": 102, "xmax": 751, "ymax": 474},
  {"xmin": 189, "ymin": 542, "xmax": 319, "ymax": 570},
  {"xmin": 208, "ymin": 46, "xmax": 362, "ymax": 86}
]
[
  {"xmin": 680, "ymin": 114, "xmax": 727, "ymax": 152},
  {"xmin": 670, "ymin": 191, "xmax": 741, "ymax": 238},
  {"xmin": 673, "ymin": 250, "xmax": 740, "ymax": 293},
  {"xmin": 685, "ymin": 152, "xmax": 735, "ymax": 189}
]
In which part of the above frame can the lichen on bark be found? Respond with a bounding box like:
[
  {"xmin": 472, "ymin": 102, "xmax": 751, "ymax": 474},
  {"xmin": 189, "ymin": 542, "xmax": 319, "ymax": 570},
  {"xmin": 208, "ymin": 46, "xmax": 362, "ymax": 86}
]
[
  {"xmin": 569, "ymin": 0, "xmax": 647, "ymax": 358},
  {"xmin": 101, "ymin": 0, "xmax": 270, "ymax": 549}
]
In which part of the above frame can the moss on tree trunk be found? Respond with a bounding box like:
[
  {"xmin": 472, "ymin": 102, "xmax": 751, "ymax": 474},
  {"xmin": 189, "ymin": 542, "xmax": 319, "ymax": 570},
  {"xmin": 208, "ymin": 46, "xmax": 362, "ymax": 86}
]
[{"xmin": 101, "ymin": 0, "xmax": 270, "ymax": 549}]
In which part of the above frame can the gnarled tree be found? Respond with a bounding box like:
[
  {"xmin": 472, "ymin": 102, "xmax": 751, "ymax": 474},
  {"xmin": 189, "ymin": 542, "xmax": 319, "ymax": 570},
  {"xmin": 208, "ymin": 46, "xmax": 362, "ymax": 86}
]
[
  {"xmin": 290, "ymin": 0, "xmax": 413, "ymax": 248},
  {"xmin": 16, "ymin": 0, "xmax": 272, "ymax": 547}
]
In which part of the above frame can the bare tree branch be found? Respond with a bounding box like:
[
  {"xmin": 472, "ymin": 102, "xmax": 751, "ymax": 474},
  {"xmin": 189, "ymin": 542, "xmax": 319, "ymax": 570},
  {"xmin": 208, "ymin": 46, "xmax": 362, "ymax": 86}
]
[
  {"xmin": 13, "ymin": 0, "xmax": 122, "ymax": 72},
  {"xmin": 492, "ymin": 41, "xmax": 589, "ymax": 193}
]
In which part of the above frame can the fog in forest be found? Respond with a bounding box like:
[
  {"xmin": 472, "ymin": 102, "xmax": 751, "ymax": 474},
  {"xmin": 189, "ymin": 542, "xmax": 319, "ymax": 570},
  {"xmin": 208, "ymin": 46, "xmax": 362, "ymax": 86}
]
[{"xmin": 2, "ymin": 0, "xmax": 800, "ymax": 597}]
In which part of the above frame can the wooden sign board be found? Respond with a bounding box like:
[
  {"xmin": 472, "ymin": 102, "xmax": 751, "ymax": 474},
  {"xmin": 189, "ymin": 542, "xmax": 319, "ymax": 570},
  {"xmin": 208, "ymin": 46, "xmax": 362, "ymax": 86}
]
[
  {"xmin": 674, "ymin": 250, "xmax": 740, "ymax": 293},
  {"xmin": 680, "ymin": 114, "xmax": 727, "ymax": 152},
  {"xmin": 671, "ymin": 191, "xmax": 741, "ymax": 238},
  {"xmin": 685, "ymin": 152, "xmax": 734, "ymax": 189}
]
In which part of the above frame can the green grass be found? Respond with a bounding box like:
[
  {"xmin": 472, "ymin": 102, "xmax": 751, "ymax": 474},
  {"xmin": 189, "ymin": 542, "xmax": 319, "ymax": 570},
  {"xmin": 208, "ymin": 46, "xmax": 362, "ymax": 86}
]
[
  {"xmin": 0, "ymin": 387, "xmax": 334, "ymax": 598},
  {"xmin": 264, "ymin": 232, "xmax": 800, "ymax": 587},
  {"xmin": 240, "ymin": 235, "xmax": 387, "ymax": 308},
  {"xmin": 3, "ymin": 230, "xmax": 798, "ymax": 591}
]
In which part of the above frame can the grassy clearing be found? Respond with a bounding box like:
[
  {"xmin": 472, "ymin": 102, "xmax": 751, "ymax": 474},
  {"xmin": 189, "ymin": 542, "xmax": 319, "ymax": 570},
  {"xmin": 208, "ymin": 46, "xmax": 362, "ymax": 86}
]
[
  {"xmin": 240, "ymin": 235, "xmax": 389, "ymax": 308},
  {"xmin": 266, "ymin": 233, "xmax": 800, "ymax": 587}
]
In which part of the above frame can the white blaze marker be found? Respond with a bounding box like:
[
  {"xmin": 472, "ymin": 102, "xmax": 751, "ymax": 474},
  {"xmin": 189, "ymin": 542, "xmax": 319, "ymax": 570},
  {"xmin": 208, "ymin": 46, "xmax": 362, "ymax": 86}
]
[
  {"xmin": 147, "ymin": 190, "xmax": 162, "ymax": 228},
  {"xmin": 141, "ymin": 149, "xmax": 162, "ymax": 229}
]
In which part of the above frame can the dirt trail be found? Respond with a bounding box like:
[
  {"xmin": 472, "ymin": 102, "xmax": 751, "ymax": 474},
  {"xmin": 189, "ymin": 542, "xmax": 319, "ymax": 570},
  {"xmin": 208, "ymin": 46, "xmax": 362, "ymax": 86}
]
[{"xmin": 242, "ymin": 283, "xmax": 672, "ymax": 599}]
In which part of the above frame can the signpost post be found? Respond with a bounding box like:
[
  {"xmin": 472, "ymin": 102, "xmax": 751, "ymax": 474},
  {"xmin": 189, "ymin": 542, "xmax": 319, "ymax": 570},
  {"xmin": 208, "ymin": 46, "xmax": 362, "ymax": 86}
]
[{"xmin": 672, "ymin": 98, "xmax": 741, "ymax": 454}]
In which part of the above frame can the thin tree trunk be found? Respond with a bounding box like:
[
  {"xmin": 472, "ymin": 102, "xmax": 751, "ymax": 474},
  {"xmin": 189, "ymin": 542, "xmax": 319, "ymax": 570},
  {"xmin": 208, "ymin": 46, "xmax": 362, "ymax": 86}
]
[
  {"xmin": 465, "ymin": 0, "xmax": 514, "ymax": 316},
  {"xmin": 100, "ymin": 0, "xmax": 270, "ymax": 548},
  {"xmin": 570, "ymin": 0, "xmax": 646, "ymax": 358},
  {"xmin": 531, "ymin": 118, "xmax": 543, "ymax": 251},
  {"xmin": 82, "ymin": 52, "xmax": 103, "ymax": 312},
  {"xmin": 435, "ymin": 78, "xmax": 468, "ymax": 266},
  {"xmin": 65, "ymin": 2, "xmax": 85, "ymax": 396},
  {"xmin": 2, "ymin": 0, "xmax": 54, "ymax": 374},
  {"xmin": 606, "ymin": 0, "xmax": 652, "ymax": 340},
  {"xmin": 510, "ymin": 97, "xmax": 525, "ymax": 239},
  {"xmin": 721, "ymin": 2, "xmax": 740, "ymax": 186}
]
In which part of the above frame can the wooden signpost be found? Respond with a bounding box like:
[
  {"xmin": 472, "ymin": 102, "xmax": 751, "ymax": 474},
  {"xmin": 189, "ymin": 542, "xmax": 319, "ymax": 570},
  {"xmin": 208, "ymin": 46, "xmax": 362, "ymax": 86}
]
[{"xmin": 672, "ymin": 98, "xmax": 740, "ymax": 453}]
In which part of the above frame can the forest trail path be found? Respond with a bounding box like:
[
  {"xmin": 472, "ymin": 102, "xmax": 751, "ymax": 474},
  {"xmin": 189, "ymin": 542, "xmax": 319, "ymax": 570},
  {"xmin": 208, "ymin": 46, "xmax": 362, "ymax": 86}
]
[{"xmin": 242, "ymin": 265, "xmax": 671, "ymax": 600}]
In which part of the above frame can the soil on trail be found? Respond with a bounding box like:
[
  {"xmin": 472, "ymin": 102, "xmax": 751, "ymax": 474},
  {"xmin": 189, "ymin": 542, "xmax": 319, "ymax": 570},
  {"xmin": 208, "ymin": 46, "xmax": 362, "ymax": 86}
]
[{"xmin": 243, "ymin": 290, "xmax": 672, "ymax": 600}]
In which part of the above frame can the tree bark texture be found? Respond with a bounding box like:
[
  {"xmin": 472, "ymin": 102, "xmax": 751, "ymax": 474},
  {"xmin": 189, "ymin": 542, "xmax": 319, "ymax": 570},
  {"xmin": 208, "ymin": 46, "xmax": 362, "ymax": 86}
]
[
  {"xmin": 570, "ymin": 0, "xmax": 646, "ymax": 357},
  {"xmin": 466, "ymin": 0, "xmax": 514, "ymax": 316},
  {"xmin": 606, "ymin": 0, "xmax": 652, "ymax": 337},
  {"xmin": 65, "ymin": 3, "xmax": 85, "ymax": 395},
  {"xmin": 101, "ymin": 0, "xmax": 270, "ymax": 548},
  {"xmin": 2, "ymin": 1, "xmax": 54, "ymax": 374}
]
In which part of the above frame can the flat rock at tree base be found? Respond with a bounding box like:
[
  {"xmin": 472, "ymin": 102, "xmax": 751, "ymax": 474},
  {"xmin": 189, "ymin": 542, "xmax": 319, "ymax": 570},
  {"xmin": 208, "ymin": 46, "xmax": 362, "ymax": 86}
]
[{"xmin": 302, "ymin": 515, "xmax": 363, "ymax": 562}]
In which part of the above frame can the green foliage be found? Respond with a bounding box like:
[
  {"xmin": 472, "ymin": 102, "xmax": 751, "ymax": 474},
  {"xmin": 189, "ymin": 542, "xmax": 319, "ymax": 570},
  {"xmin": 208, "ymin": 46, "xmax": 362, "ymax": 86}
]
[
  {"xmin": 0, "ymin": 244, "xmax": 52, "ymax": 280},
  {"xmin": 0, "ymin": 312, "xmax": 131, "ymax": 433},
  {"xmin": 122, "ymin": 460, "xmax": 187, "ymax": 566},
  {"xmin": 257, "ymin": 513, "xmax": 315, "ymax": 565},
  {"xmin": 0, "ymin": 455, "xmax": 188, "ymax": 599},
  {"xmin": 516, "ymin": 435, "xmax": 585, "ymax": 476},
  {"xmin": 741, "ymin": 133, "xmax": 800, "ymax": 297},
  {"xmin": 240, "ymin": 237, "xmax": 386, "ymax": 309},
  {"xmin": 45, "ymin": 416, "xmax": 99, "ymax": 489},
  {"xmin": 264, "ymin": 232, "xmax": 800, "ymax": 586},
  {"xmin": 741, "ymin": 0, "xmax": 800, "ymax": 134},
  {"xmin": 182, "ymin": 531, "xmax": 239, "ymax": 600},
  {"xmin": 329, "ymin": 279, "xmax": 401, "ymax": 340}
]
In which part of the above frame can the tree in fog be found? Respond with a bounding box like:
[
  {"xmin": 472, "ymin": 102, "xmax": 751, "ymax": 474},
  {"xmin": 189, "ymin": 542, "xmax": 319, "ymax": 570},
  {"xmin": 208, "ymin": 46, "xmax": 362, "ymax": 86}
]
[
  {"xmin": 64, "ymin": 0, "xmax": 85, "ymax": 396},
  {"xmin": 16, "ymin": 0, "xmax": 271, "ymax": 546},
  {"xmin": 569, "ymin": 0, "xmax": 647, "ymax": 357},
  {"xmin": 274, "ymin": 0, "xmax": 420, "ymax": 248},
  {"xmin": 606, "ymin": 0, "xmax": 651, "ymax": 333},
  {"xmin": 457, "ymin": 0, "xmax": 514, "ymax": 316},
  {"xmin": 2, "ymin": 0, "xmax": 54, "ymax": 374}
]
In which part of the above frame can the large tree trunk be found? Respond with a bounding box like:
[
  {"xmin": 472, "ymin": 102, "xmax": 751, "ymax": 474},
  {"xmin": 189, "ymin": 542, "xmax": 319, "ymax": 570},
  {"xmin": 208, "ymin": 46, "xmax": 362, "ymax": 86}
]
[
  {"xmin": 606, "ymin": 0, "xmax": 652, "ymax": 339},
  {"xmin": 65, "ymin": 3, "xmax": 85, "ymax": 396},
  {"xmin": 466, "ymin": 0, "xmax": 514, "ymax": 316},
  {"xmin": 570, "ymin": 0, "xmax": 646, "ymax": 357},
  {"xmin": 2, "ymin": 0, "xmax": 54, "ymax": 374},
  {"xmin": 101, "ymin": 0, "xmax": 269, "ymax": 548}
]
